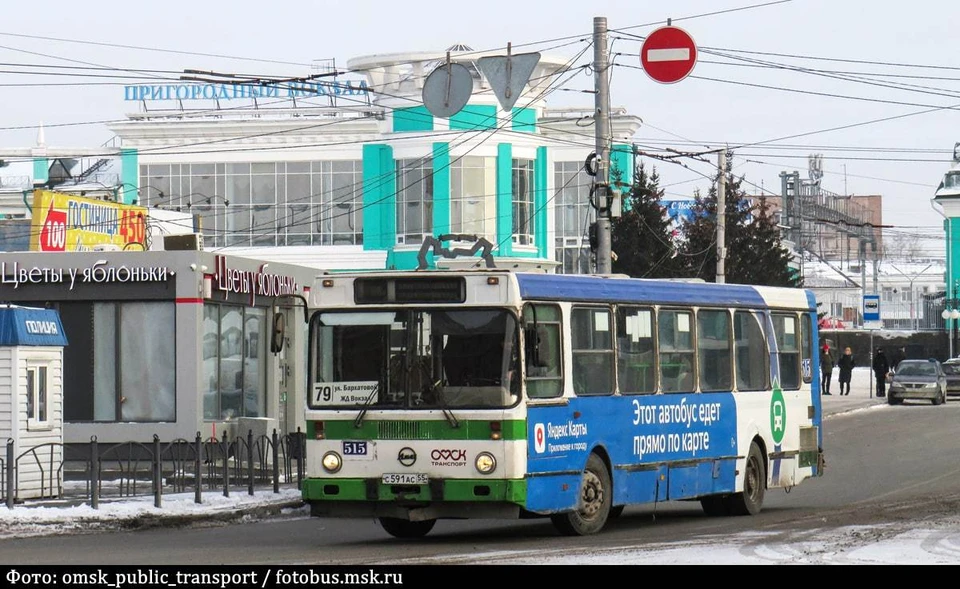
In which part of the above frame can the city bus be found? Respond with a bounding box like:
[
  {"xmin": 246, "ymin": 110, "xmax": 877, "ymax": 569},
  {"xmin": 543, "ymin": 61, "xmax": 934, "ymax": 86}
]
[{"xmin": 300, "ymin": 269, "xmax": 824, "ymax": 537}]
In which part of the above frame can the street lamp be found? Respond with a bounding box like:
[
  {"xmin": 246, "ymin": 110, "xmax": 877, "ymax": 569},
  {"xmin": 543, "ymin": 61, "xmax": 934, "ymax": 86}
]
[{"xmin": 942, "ymin": 303, "xmax": 960, "ymax": 358}]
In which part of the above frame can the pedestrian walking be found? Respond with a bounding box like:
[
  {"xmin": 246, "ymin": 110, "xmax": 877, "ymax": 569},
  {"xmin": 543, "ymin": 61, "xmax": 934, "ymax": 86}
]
[
  {"xmin": 872, "ymin": 347, "xmax": 890, "ymax": 398},
  {"xmin": 820, "ymin": 343, "xmax": 835, "ymax": 395},
  {"xmin": 837, "ymin": 346, "xmax": 855, "ymax": 396}
]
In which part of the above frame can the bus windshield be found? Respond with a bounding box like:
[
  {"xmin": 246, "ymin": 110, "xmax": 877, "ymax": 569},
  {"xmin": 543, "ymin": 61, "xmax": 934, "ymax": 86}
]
[{"xmin": 309, "ymin": 308, "xmax": 519, "ymax": 410}]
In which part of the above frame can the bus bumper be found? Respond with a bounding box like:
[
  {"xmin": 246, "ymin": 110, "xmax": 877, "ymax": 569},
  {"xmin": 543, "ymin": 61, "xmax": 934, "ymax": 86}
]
[{"xmin": 302, "ymin": 477, "xmax": 526, "ymax": 519}]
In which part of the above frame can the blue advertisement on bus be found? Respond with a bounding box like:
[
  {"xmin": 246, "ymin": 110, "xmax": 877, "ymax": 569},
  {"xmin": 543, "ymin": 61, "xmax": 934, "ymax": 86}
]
[{"xmin": 525, "ymin": 394, "xmax": 739, "ymax": 512}]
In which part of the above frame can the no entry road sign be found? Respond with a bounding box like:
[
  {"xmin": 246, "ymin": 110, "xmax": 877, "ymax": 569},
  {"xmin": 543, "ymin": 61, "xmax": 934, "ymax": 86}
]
[{"xmin": 640, "ymin": 26, "xmax": 698, "ymax": 84}]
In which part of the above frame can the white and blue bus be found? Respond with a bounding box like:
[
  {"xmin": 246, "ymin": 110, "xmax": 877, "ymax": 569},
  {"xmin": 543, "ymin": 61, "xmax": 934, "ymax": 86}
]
[{"xmin": 301, "ymin": 270, "xmax": 823, "ymax": 537}]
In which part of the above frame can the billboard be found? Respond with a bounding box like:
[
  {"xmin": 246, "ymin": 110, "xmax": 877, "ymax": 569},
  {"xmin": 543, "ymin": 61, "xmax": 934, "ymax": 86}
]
[{"xmin": 29, "ymin": 190, "xmax": 149, "ymax": 252}]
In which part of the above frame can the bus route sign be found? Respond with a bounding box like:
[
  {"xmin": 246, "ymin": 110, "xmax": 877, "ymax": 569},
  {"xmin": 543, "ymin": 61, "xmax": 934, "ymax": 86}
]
[{"xmin": 862, "ymin": 294, "xmax": 881, "ymax": 329}]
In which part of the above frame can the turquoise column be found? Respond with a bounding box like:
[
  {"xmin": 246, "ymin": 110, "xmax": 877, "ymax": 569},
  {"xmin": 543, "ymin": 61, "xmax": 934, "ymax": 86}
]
[
  {"xmin": 432, "ymin": 143, "xmax": 450, "ymax": 236},
  {"xmin": 393, "ymin": 107, "xmax": 434, "ymax": 132},
  {"xmin": 611, "ymin": 143, "xmax": 633, "ymax": 191},
  {"xmin": 32, "ymin": 157, "xmax": 48, "ymax": 185},
  {"xmin": 496, "ymin": 143, "xmax": 513, "ymax": 256},
  {"xmin": 120, "ymin": 148, "xmax": 138, "ymax": 205},
  {"xmin": 511, "ymin": 108, "xmax": 536, "ymax": 132},
  {"xmin": 535, "ymin": 146, "xmax": 548, "ymax": 258},
  {"xmin": 362, "ymin": 144, "xmax": 395, "ymax": 252},
  {"xmin": 949, "ymin": 217, "xmax": 960, "ymax": 345},
  {"xmin": 451, "ymin": 105, "xmax": 498, "ymax": 130}
]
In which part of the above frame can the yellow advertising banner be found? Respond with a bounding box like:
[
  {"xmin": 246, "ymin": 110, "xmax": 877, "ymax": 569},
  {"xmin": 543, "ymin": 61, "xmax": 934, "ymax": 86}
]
[{"xmin": 29, "ymin": 190, "xmax": 149, "ymax": 252}]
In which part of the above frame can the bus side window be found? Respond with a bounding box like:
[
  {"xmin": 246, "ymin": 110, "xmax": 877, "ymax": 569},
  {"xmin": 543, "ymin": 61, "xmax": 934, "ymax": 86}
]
[
  {"xmin": 734, "ymin": 311, "xmax": 769, "ymax": 391},
  {"xmin": 773, "ymin": 313, "xmax": 801, "ymax": 389},
  {"xmin": 571, "ymin": 306, "xmax": 614, "ymax": 396},
  {"xmin": 522, "ymin": 304, "xmax": 563, "ymax": 399},
  {"xmin": 616, "ymin": 306, "xmax": 656, "ymax": 394},
  {"xmin": 697, "ymin": 309, "xmax": 732, "ymax": 392},
  {"xmin": 800, "ymin": 312, "xmax": 813, "ymax": 383},
  {"xmin": 659, "ymin": 308, "xmax": 695, "ymax": 393}
]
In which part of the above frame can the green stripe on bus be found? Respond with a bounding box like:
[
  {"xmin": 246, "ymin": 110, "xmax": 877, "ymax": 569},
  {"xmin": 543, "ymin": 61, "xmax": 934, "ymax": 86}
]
[
  {"xmin": 309, "ymin": 419, "xmax": 526, "ymax": 440},
  {"xmin": 301, "ymin": 478, "xmax": 526, "ymax": 503}
]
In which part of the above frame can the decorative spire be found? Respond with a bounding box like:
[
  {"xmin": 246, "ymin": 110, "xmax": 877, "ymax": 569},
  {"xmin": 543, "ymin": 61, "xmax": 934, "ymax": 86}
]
[{"xmin": 36, "ymin": 121, "xmax": 45, "ymax": 147}]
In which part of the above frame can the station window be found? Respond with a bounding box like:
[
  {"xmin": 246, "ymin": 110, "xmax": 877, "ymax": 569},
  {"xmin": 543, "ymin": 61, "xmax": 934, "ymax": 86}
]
[
  {"xmin": 396, "ymin": 158, "xmax": 434, "ymax": 245},
  {"xmin": 512, "ymin": 158, "xmax": 535, "ymax": 246},
  {"xmin": 450, "ymin": 156, "xmax": 496, "ymax": 242}
]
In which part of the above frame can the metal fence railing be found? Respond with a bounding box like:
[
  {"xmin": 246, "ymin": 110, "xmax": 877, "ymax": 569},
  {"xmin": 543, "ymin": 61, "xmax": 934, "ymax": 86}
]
[{"xmin": 2, "ymin": 428, "xmax": 306, "ymax": 510}]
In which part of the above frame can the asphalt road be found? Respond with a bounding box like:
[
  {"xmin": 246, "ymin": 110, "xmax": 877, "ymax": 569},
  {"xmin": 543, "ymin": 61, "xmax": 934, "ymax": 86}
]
[{"xmin": 1, "ymin": 381, "xmax": 957, "ymax": 565}]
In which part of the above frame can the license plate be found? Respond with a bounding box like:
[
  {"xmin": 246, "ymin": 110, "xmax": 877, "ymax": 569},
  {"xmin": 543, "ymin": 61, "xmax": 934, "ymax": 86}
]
[{"xmin": 382, "ymin": 473, "xmax": 428, "ymax": 485}]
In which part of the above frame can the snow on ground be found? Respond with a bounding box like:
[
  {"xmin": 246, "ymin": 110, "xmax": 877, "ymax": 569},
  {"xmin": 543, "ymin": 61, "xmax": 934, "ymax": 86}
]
[
  {"xmin": 0, "ymin": 488, "xmax": 306, "ymax": 539},
  {"xmin": 3, "ymin": 486, "xmax": 960, "ymax": 564},
  {"xmin": 0, "ymin": 370, "xmax": 955, "ymax": 564}
]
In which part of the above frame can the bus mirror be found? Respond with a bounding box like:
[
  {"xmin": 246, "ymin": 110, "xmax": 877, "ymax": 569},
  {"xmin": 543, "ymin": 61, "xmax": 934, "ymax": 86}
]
[{"xmin": 270, "ymin": 312, "xmax": 285, "ymax": 354}]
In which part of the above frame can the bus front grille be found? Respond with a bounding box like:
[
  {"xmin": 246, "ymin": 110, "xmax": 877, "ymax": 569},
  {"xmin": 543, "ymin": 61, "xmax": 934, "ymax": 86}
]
[{"xmin": 378, "ymin": 421, "xmax": 433, "ymax": 440}]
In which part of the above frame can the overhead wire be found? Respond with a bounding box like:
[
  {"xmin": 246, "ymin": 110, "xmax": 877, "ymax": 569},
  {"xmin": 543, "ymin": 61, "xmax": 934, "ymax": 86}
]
[
  {"xmin": 0, "ymin": 41, "xmax": 598, "ymax": 249},
  {"xmin": 216, "ymin": 41, "xmax": 597, "ymax": 250},
  {"xmin": 7, "ymin": 0, "xmax": 954, "ymax": 255}
]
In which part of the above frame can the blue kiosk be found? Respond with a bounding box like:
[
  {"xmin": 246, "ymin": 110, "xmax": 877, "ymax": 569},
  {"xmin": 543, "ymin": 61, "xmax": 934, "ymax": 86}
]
[{"xmin": 0, "ymin": 305, "xmax": 68, "ymax": 500}]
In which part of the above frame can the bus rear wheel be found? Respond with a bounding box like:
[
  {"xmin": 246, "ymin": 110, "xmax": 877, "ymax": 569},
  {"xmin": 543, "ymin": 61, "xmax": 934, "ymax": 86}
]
[
  {"xmin": 725, "ymin": 441, "xmax": 765, "ymax": 516},
  {"xmin": 378, "ymin": 517, "xmax": 436, "ymax": 538},
  {"xmin": 551, "ymin": 453, "xmax": 612, "ymax": 536}
]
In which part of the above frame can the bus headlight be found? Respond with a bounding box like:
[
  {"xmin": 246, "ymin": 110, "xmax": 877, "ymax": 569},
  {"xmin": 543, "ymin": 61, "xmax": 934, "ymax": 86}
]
[
  {"xmin": 475, "ymin": 452, "xmax": 497, "ymax": 474},
  {"xmin": 322, "ymin": 451, "xmax": 342, "ymax": 473}
]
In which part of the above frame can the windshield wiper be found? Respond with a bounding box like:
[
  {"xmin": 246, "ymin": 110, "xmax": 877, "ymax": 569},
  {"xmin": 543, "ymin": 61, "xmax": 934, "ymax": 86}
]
[
  {"xmin": 353, "ymin": 382, "xmax": 381, "ymax": 428},
  {"xmin": 425, "ymin": 379, "xmax": 460, "ymax": 429}
]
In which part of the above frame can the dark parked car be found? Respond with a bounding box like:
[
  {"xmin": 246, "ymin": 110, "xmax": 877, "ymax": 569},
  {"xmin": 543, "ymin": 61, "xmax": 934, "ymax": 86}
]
[
  {"xmin": 942, "ymin": 358, "xmax": 960, "ymax": 396},
  {"xmin": 887, "ymin": 359, "xmax": 947, "ymax": 406}
]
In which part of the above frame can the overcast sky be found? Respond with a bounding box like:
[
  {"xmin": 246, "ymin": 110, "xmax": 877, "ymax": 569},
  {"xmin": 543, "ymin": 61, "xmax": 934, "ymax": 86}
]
[{"xmin": 1, "ymin": 0, "xmax": 957, "ymax": 252}]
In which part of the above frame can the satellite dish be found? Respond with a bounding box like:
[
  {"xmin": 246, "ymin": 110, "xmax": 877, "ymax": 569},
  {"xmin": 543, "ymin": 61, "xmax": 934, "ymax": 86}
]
[{"xmin": 422, "ymin": 61, "xmax": 473, "ymax": 118}]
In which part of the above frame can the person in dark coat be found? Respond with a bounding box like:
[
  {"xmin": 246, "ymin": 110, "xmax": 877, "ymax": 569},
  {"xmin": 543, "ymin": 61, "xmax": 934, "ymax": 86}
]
[
  {"xmin": 891, "ymin": 346, "xmax": 907, "ymax": 371},
  {"xmin": 837, "ymin": 346, "xmax": 856, "ymax": 396},
  {"xmin": 820, "ymin": 343, "xmax": 835, "ymax": 395},
  {"xmin": 872, "ymin": 347, "xmax": 890, "ymax": 398}
]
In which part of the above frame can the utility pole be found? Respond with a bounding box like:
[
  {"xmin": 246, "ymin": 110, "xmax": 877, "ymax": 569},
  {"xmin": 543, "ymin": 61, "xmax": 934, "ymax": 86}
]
[
  {"xmin": 593, "ymin": 16, "xmax": 613, "ymax": 275},
  {"xmin": 716, "ymin": 149, "xmax": 726, "ymax": 283}
]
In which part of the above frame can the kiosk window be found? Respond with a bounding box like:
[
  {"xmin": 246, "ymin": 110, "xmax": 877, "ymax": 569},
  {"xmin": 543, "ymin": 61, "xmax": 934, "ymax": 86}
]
[{"xmin": 26, "ymin": 364, "xmax": 50, "ymax": 427}]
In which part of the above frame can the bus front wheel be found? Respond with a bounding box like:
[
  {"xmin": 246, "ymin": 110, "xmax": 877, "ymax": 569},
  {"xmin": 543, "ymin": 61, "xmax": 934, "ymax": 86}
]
[
  {"xmin": 551, "ymin": 453, "xmax": 612, "ymax": 536},
  {"xmin": 378, "ymin": 517, "xmax": 436, "ymax": 538},
  {"xmin": 725, "ymin": 441, "xmax": 765, "ymax": 516}
]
